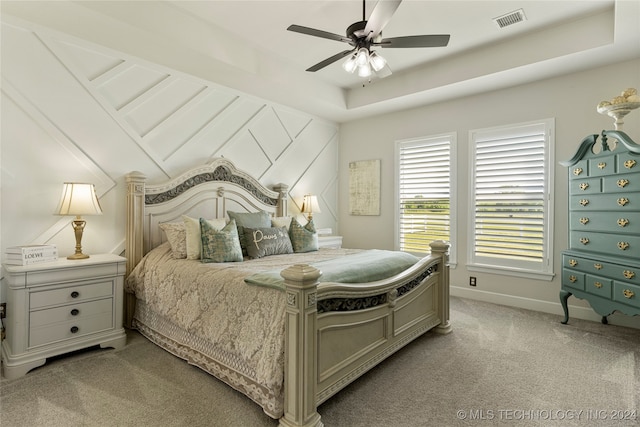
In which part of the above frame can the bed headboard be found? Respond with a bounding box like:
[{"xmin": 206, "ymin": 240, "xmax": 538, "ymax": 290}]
[{"xmin": 125, "ymin": 157, "xmax": 288, "ymax": 275}]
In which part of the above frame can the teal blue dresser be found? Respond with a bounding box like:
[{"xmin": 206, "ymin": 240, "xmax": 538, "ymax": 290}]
[{"xmin": 560, "ymin": 130, "xmax": 640, "ymax": 324}]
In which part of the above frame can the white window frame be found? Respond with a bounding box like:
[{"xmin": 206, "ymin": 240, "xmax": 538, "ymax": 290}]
[
  {"xmin": 395, "ymin": 132, "xmax": 457, "ymax": 266},
  {"xmin": 468, "ymin": 119, "xmax": 555, "ymax": 281}
]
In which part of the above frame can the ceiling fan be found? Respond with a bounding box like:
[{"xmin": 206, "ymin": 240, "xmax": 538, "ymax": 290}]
[{"xmin": 287, "ymin": 0, "xmax": 450, "ymax": 79}]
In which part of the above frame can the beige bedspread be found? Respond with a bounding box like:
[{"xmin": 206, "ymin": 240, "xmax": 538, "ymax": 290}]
[{"xmin": 125, "ymin": 243, "xmax": 363, "ymax": 418}]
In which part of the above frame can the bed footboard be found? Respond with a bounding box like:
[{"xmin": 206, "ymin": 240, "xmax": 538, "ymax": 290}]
[{"xmin": 278, "ymin": 241, "xmax": 450, "ymax": 427}]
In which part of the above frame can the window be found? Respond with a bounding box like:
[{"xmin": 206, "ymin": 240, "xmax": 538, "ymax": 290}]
[
  {"xmin": 468, "ymin": 119, "xmax": 554, "ymax": 280},
  {"xmin": 396, "ymin": 133, "xmax": 456, "ymax": 264}
]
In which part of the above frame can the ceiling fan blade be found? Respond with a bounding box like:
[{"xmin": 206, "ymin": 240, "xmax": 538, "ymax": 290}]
[
  {"xmin": 287, "ymin": 25, "xmax": 352, "ymax": 44},
  {"xmin": 306, "ymin": 49, "xmax": 355, "ymax": 72},
  {"xmin": 364, "ymin": 0, "xmax": 402, "ymax": 41},
  {"xmin": 377, "ymin": 34, "xmax": 450, "ymax": 48}
]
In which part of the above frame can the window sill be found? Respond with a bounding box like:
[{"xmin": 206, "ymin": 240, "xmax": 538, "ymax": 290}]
[{"xmin": 467, "ymin": 263, "xmax": 555, "ymax": 282}]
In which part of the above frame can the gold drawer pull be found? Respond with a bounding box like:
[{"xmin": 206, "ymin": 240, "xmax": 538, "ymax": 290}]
[
  {"xmin": 617, "ymin": 179, "xmax": 630, "ymax": 188},
  {"xmin": 594, "ymin": 263, "xmax": 602, "ymax": 270},
  {"xmin": 618, "ymin": 218, "xmax": 629, "ymax": 227},
  {"xmin": 623, "ymin": 289, "xmax": 635, "ymax": 299},
  {"xmin": 579, "ymin": 217, "xmax": 589, "ymax": 225},
  {"xmin": 569, "ymin": 275, "xmax": 577, "ymax": 283},
  {"xmin": 569, "ymin": 259, "xmax": 578, "ymax": 267},
  {"xmin": 594, "ymin": 282, "xmax": 603, "ymax": 289},
  {"xmin": 618, "ymin": 242, "xmax": 630, "ymax": 250},
  {"xmin": 573, "ymin": 167, "xmax": 583, "ymax": 175},
  {"xmin": 623, "ymin": 270, "xmax": 636, "ymax": 279},
  {"xmin": 624, "ymin": 159, "xmax": 637, "ymax": 169},
  {"xmin": 579, "ymin": 199, "xmax": 589, "ymax": 206},
  {"xmin": 579, "ymin": 183, "xmax": 589, "ymax": 190},
  {"xmin": 617, "ymin": 198, "xmax": 629, "ymax": 206},
  {"xmin": 598, "ymin": 162, "xmax": 606, "ymax": 169},
  {"xmin": 580, "ymin": 237, "xmax": 589, "ymax": 245}
]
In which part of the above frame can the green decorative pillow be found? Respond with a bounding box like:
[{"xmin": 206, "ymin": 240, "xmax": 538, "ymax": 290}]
[
  {"xmin": 289, "ymin": 217, "xmax": 318, "ymax": 253},
  {"xmin": 200, "ymin": 218, "xmax": 243, "ymax": 263},
  {"xmin": 271, "ymin": 216, "xmax": 292, "ymax": 230},
  {"xmin": 243, "ymin": 226, "xmax": 293, "ymax": 259},
  {"xmin": 183, "ymin": 215, "xmax": 227, "ymax": 260},
  {"xmin": 227, "ymin": 210, "xmax": 272, "ymax": 255}
]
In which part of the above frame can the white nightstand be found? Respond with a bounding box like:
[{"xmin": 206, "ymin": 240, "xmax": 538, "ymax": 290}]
[
  {"xmin": 1, "ymin": 254, "xmax": 127, "ymax": 379},
  {"xmin": 318, "ymin": 235, "xmax": 343, "ymax": 249}
]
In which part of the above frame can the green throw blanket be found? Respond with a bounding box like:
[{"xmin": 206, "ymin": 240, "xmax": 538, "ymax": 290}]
[{"xmin": 245, "ymin": 249, "xmax": 420, "ymax": 291}]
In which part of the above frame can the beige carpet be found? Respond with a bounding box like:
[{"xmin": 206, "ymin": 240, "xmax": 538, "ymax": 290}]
[{"xmin": 2, "ymin": 297, "xmax": 639, "ymax": 426}]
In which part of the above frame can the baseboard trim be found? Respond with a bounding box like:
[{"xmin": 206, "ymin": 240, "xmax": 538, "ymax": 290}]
[{"xmin": 450, "ymin": 286, "xmax": 640, "ymax": 329}]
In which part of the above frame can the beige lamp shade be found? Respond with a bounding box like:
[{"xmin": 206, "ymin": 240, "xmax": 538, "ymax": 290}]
[
  {"xmin": 301, "ymin": 194, "xmax": 321, "ymax": 220},
  {"xmin": 57, "ymin": 183, "xmax": 103, "ymax": 216},
  {"xmin": 57, "ymin": 183, "xmax": 102, "ymax": 260}
]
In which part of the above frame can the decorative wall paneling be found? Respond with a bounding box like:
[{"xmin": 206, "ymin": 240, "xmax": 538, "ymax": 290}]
[{"xmin": 0, "ymin": 17, "xmax": 339, "ymax": 302}]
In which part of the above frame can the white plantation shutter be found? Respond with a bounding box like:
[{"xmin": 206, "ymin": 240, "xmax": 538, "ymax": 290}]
[
  {"xmin": 469, "ymin": 120, "xmax": 554, "ymax": 278},
  {"xmin": 396, "ymin": 134, "xmax": 456, "ymax": 261}
]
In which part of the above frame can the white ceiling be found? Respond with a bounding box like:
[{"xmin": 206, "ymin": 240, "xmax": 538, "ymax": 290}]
[{"xmin": 3, "ymin": 1, "xmax": 640, "ymax": 122}]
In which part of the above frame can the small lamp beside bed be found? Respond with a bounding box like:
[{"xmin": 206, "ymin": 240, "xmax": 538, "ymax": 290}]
[
  {"xmin": 56, "ymin": 182, "xmax": 102, "ymax": 260},
  {"xmin": 301, "ymin": 194, "xmax": 321, "ymax": 221}
]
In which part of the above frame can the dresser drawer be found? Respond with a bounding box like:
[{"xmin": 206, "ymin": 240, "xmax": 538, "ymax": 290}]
[
  {"xmin": 562, "ymin": 269, "xmax": 584, "ymax": 291},
  {"xmin": 585, "ymin": 275, "xmax": 612, "ymax": 298},
  {"xmin": 588, "ymin": 155, "xmax": 616, "ymax": 177},
  {"xmin": 570, "ymin": 194, "xmax": 637, "ymax": 211},
  {"xmin": 603, "ymin": 172, "xmax": 640, "ymax": 193},
  {"xmin": 570, "ymin": 211, "xmax": 640, "ymax": 234},
  {"xmin": 563, "ymin": 253, "xmax": 640, "ymax": 286},
  {"xmin": 570, "ymin": 231, "xmax": 640, "ymax": 259},
  {"xmin": 29, "ymin": 302, "xmax": 114, "ymax": 347},
  {"xmin": 618, "ymin": 153, "xmax": 639, "ymax": 173},
  {"xmin": 570, "ymin": 177, "xmax": 601, "ymax": 195},
  {"xmin": 612, "ymin": 281, "xmax": 640, "ymax": 309},
  {"xmin": 29, "ymin": 280, "xmax": 114, "ymax": 309}
]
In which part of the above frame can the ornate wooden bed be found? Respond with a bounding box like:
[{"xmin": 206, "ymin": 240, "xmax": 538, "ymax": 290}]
[{"xmin": 124, "ymin": 157, "xmax": 451, "ymax": 427}]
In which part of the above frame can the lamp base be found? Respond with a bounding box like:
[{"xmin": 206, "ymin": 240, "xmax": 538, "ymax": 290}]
[{"xmin": 67, "ymin": 252, "xmax": 90, "ymax": 260}]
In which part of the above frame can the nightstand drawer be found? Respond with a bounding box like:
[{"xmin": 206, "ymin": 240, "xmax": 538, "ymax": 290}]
[
  {"xmin": 29, "ymin": 301, "xmax": 114, "ymax": 347},
  {"xmin": 29, "ymin": 280, "xmax": 114, "ymax": 309},
  {"xmin": 30, "ymin": 298, "xmax": 113, "ymax": 327}
]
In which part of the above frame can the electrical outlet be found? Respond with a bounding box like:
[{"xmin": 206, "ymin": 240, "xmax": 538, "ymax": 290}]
[
  {"xmin": 469, "ymin": 277, "xmax": 477, "ymax": 287},
  {"xmin": 0, "ymin": 302, "xmax": 5, "ymax": 318}
]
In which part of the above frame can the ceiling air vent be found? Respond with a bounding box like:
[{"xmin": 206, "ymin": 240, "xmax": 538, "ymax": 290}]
[{"xmin": 493, "ymin": 9, "xmax": 526, "ymax": 28}]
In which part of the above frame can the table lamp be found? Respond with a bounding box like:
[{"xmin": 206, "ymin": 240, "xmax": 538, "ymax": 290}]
[{"xmin": 57, "ymin": 182, "xmax": 103, "ymax": 259}]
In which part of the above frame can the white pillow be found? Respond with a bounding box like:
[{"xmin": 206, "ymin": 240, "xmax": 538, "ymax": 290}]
[{"xmin": 182, "ymin": 215, "xmax": 227, "ymax": 259}]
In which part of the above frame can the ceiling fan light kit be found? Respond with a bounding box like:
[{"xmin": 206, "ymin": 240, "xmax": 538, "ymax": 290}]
[{"xmin": 287, "ymin": 0, "xmax": 450, "ymax": 81}]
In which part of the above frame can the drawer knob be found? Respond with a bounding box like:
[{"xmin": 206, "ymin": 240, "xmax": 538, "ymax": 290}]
[
  {"xmin": 624, "ymin": 159, "xmax": 637, "ymax": 169},
  {"xmin": 618, "ymin": 218, "xmax": 629, "ymax": 227},
  {"xmin": 617, "ymin": 198, "xmax": 629, "ymax": 207},
  {"xmin": 70, "ymin": 326, "xmax": 79, "ymax": 334},
  {"xmin": 569, "ymin": 259, "xmax": 578, "ymax": 267},
  {"xmin": 594, "ymin": 263, "xmax": 603, "ymax": 270},
  {"xmin": 618, "ymin": 242, "xmax": 630, "ymax": 250},
  {"xmin": 579, "ymin": 217, "xmax": 589, "ymax": 225},
  {"xmin": 623, "ymin": 289, "xmax": 635, "ymax": 299},
  {"xmin": 617, "ymin": 179, "xmax": 630, "ymax": 188},
  {"xmin": 569, "ymin": 275, "xmax": 577, "ymax": 283},
  {"xmin": 598, "ymin": 162, "xmax": 606, "ymax": 169},
  {"xmin": 573, "ymin": 167, "xmax": 583, "ymax": 176},
  {"xmin": 70, "ymin": 291, "xmax": 80, "ymax": 298},
  {"xmin": 579, "ymin": 183, "xmax": 589, "ymax": 191},
  {"xmin": 580, "ymin": 237, "xmax": 589, "ymax": 245},
  {"xmin": 623, "ymin": 270, "xmax": 636, "ymax": 279},
  {"xmin": 579, "ymin": 199, "xmax": 589, "ymax": 207},
  {"xmin": 71, "ymin": 309, "xmax": 79, "ymax": 316},
  {"xmin": 594, "ymin": 282, "xmax": 603, "ymax": 289}
]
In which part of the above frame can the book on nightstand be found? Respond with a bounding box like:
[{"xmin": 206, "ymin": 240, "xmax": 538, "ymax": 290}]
[{"xmin": 4, "ymin": 244, "xmax": 58, "ymax": 265}]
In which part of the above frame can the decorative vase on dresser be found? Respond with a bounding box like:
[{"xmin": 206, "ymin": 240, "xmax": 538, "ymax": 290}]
[
  {"xmin": 1, "ymin": 254, "xmax": 127, "ymax": 379},
  {"xmin": 560, "ymin": 130, "xmax": 640, "ymax": 324}
]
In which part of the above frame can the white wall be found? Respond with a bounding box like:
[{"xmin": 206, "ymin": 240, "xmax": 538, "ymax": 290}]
[
  {"xmin": 339, "ymin": 58, "xmax": 640, "ymax": 326},
  {"xmin": 0, "ymin": 16, "xmax": 339, "ymax": 302}
]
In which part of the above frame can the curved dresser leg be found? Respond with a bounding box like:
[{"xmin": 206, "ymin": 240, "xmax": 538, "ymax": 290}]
[
  {"xmin": 560, "ymin": 290, "xmax": 572, "ymax": 324},
  {"xmin": 601, "ymin": 316, "xmax": 608, "ymax": 325}
]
